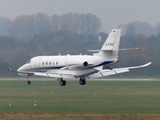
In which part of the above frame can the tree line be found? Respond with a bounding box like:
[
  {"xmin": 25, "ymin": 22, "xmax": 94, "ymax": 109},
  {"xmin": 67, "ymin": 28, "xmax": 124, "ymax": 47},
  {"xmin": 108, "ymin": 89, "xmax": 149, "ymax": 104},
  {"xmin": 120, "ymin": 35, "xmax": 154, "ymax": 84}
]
[{"xmin": 0, "ymin": 13, "xmax": 101, "ymax": 41}]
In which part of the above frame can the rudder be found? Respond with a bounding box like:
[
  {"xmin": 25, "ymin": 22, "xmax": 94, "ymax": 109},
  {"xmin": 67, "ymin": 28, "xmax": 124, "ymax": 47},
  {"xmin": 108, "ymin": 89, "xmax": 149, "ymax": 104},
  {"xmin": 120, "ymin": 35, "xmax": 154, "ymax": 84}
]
[{"xmin": 98, "ymin": 29, "xmax": 121, "ymax": 57}]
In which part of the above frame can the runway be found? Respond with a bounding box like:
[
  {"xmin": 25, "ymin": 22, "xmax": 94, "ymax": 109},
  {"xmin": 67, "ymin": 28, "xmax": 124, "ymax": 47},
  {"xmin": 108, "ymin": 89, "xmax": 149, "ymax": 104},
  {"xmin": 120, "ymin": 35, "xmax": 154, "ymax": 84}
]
[{"xmin": 0, "ymin": 77, "xmax": 159, "ymax": 81}]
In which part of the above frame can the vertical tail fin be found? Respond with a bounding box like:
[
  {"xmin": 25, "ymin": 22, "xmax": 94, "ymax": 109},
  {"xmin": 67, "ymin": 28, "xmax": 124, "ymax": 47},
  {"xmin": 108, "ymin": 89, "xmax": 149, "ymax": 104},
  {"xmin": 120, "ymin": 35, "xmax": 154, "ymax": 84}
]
[{"xmin": 98, "ymin": 29, "xmax": 121, "ymax": 57}]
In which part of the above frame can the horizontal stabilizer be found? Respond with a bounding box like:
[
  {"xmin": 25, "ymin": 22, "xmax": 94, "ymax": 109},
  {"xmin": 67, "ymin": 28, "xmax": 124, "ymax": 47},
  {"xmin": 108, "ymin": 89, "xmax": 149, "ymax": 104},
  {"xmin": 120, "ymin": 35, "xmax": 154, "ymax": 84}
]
[
  {"xmin": 88, "ymin": 48, "xmax": 146, "ymax": 52},
  {"xmin": 119, "ymin": 48, "xmax": 147, "ymax": 51},
  {"xmin": 88, "ymin": 50, "xmax": 100, "ymax": 52}
]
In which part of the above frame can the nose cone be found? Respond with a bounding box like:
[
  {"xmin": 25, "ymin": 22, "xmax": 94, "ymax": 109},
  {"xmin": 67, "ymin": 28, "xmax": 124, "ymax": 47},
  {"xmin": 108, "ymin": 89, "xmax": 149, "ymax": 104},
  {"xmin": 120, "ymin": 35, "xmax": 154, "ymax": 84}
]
[
  {"xmin": 17, "ymin": 65, "xmax": 25, "ymax": 72},
  {"xmin": 17, "ymin": 65, "xmax": 29, "ymax": 76}
]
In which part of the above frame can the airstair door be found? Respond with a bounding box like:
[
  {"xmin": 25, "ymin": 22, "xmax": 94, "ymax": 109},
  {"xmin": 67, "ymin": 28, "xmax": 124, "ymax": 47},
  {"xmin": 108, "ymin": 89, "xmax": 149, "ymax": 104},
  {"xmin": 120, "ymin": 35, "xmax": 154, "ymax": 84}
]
[{"xmin": 35, "ymin": 58, "xmax": 41, "ymax": 68}]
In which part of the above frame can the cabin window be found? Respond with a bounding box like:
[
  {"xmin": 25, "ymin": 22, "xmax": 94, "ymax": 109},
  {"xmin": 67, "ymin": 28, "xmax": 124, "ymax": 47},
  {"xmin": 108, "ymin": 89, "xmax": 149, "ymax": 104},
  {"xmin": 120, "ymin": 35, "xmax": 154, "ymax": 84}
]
[
  {"xmin": 49, "ymin": 62, "xmax": 51, "ymax": 65},
  {"xmin": 56, "ymin": 61, "xmax": 58, "ymax": 65},
  {"xmin": 53, "ymin": 61, "xmax": 54, "ymax": 65},
  {"xmin": 42, "ymin": 62, "xmax": 44, "ymax": 65},
  {"xmin": 46, "ymin": 62, "xmax": 48, "ymax": 65}
]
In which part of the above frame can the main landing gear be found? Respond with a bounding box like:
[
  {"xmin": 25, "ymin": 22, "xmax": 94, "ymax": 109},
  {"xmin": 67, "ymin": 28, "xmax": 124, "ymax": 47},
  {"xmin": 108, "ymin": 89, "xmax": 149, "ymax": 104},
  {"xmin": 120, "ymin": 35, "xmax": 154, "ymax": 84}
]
[
  {"xmin": 26, "ymin": 80, "xmax": 31, "ymax": 84},
  {"xmin": 79, "ymin": 77, "xmax": 86, "ymax": 85},
  {"xmin": 59, "ymin": 77, "xmax": 86, "ymax": 86},
  {"xmin": 59, "ymin": 79, "xmax": 66, "ymax": 86}
]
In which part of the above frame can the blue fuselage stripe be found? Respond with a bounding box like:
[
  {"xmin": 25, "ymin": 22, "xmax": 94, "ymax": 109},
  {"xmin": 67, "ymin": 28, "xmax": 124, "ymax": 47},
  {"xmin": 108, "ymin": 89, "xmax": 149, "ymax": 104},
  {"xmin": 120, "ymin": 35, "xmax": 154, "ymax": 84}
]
[{"xmin": 38, "ymin": 61, "xmax": 114, "ymax": 70}]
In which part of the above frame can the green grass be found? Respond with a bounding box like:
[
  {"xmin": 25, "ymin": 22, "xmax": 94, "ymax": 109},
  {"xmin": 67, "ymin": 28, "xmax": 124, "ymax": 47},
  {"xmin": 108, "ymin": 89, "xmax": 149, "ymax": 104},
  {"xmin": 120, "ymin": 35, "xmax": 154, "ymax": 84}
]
[{"xmin": 0, "ymin": 80, "xmax": 160, "ymax": 114}]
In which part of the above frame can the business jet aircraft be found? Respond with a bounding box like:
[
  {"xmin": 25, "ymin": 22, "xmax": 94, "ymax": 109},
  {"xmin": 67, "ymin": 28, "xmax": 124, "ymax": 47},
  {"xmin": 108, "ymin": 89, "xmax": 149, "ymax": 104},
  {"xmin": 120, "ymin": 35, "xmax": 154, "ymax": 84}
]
[{"xmin": 8, "ymin": 29, "xmax": 151, "ymax": 86}]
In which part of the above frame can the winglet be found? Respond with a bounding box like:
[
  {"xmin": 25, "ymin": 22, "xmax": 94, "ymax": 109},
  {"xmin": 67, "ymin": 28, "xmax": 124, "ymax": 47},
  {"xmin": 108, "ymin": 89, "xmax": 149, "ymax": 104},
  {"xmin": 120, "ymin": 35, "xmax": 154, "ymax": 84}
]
[
  {"xmin": 127, "ymin": 62, "xmax": 152, "ymax": 69},
  {"xmin": 142, "ymin": 62, "xmax": 152, "ymax": 67},
  {"xmin": 141, "ymin": 62, "xmax": 152, "ymax": 67}
]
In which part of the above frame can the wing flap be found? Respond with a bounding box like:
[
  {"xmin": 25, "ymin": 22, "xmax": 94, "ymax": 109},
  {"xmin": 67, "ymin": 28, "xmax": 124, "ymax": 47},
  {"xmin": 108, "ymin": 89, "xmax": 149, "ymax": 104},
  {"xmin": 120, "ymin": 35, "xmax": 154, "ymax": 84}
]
[
  {"xmin": 114, "ymin": 69, "xmax": 129, "ymax": 74},
  {"xmin": 61, "ymin": 74, "xmax": 76, "ymax": 79},
  {"xmin": 101, "ymin": 70, "xmax": 116, "ymax": 76},
  {"xmin": 34, "ymin": 72, "xmax": 76, "ymax": 79},
  {"xmin": 34, "ymin": 72, "xmax": 49, "ymax": 77},
  {"xmin": 48, "ymin": 73, "xmax": 61, "ymax": 78},
  {"xmin": 88, "ymin": 72, "xmax": 103, "ymax": 79}
]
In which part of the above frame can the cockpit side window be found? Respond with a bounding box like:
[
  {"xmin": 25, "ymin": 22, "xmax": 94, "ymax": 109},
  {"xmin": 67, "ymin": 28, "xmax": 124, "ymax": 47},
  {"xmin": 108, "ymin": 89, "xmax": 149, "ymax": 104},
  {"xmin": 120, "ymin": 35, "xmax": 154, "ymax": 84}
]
[{"xmin": 26, "ymin": 60, "xmax": 31, "ymax": 64}]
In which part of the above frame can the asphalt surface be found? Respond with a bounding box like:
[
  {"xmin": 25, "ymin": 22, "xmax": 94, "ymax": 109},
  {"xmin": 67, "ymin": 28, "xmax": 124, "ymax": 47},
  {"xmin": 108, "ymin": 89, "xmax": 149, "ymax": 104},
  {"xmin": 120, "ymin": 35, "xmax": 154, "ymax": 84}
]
[{"xmin": 0, "ymin": 77, "xmax": 159, "ymax": 81}]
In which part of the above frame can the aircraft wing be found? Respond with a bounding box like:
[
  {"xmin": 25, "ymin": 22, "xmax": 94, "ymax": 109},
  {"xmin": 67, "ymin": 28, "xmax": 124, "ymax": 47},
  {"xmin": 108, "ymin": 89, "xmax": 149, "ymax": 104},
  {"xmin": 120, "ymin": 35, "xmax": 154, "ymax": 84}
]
[
  {"xmin": 88, "ymin": 62, "xmax": 151, "ymax": 79},
  {"xmin": 8, "ymin": 68, "xmax": 76, "ymax": 79},
  {"xmin": 8, "ymin": 68, "xmax": 34, "ymax": 76},
  {"xmin": 34, "ymin": 68, "xmax": 98, "ymax": 79},
  {"xmin": 34, "ymin": 72, "xmax": 76, "ymax": 79}
]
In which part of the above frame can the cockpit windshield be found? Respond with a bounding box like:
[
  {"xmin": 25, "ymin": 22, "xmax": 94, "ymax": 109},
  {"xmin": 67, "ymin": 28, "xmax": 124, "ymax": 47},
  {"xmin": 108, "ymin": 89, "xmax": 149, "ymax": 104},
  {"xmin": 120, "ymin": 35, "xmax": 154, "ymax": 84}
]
[{"xmin": 26, "ymin": 60, "xmax": 31, "ymax": 64}]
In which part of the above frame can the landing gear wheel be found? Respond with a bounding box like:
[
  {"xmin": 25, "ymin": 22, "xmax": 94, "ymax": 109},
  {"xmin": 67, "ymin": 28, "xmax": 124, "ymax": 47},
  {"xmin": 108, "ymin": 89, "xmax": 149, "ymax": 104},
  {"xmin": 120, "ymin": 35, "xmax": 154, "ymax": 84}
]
[
  {"xmin": 79, "ymin": 78, "xmax": 86, "ymax": 85},
  {"xmin": 60, "ymin": 80, "xmax": 66, "ymax": 86},
  {"xmin": 26, "ymin": 81, "xmax": 31, "ymax": 85}
]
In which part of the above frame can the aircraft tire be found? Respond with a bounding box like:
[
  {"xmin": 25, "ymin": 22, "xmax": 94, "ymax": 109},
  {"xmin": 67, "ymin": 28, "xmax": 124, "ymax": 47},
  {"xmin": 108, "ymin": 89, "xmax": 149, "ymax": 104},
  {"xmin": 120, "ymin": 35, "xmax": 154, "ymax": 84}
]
[
  {"xmin": 60, "ymin": 80, "xmax": 66, "ymax": 86},
  {"xmin": 63, "ymin": 80, "xmax": 66, "ymax": 86},
  {"xmin": 79, "ymin": 80, "xmax": 86, "ymax": 85},
  {"xmin": 83, "ymin": 80, "xmax": 86, "ymax": 85},
  {"xmin": 26, "ymin": 81, "xmax": 31, "ymax": 85}
]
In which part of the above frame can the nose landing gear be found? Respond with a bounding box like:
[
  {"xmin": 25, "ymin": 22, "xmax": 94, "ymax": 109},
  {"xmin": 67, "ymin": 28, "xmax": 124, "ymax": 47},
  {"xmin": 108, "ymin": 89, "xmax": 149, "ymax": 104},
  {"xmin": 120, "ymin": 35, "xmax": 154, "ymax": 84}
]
[{"xmin": 26, "ymin": 76, "xmax": 31, "ymax": 85}]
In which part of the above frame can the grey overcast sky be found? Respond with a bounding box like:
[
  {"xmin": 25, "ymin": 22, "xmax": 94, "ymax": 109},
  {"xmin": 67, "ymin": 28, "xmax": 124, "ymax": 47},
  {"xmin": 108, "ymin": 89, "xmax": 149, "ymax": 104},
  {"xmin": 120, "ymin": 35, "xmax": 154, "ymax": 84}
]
[{"xmin": 0, "ymin": 0, "xmax": 159, "ymax": 32}]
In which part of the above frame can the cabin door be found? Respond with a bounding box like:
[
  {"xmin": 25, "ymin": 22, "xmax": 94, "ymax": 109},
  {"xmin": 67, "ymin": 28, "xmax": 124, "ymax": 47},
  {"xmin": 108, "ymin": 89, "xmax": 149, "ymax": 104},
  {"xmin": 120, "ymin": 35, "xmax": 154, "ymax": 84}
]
[{"xmin": 35, "ymin": 58, "xmax": 41, "ymax": 68}]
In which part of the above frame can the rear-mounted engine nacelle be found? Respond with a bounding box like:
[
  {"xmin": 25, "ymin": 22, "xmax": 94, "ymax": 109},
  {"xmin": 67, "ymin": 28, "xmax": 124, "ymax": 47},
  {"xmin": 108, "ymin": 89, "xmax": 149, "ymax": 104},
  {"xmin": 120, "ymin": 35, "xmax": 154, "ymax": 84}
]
[
  {"xmin": 66, "ymin": 59, "xmax": 90, "ymax": 67},
  {"xmin": 83, "ymin": 61, "xmax": 88, "ymax": 67}
]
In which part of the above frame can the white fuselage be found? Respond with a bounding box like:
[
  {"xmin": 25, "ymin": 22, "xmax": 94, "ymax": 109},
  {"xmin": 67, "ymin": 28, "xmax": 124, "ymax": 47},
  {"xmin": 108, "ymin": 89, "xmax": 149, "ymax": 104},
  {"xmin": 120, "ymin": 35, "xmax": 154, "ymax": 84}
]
[{"xmin": 18, "ymin": 55, "xmax": 117, "ymax": 78}]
